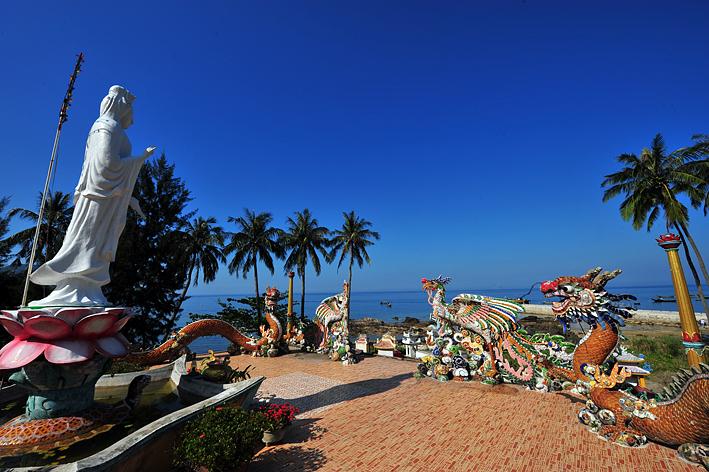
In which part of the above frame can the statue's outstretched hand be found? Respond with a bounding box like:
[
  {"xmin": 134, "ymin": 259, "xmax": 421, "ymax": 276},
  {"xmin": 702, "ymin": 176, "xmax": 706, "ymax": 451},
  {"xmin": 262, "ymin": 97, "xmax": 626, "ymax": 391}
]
[{"xmin": 142, "ymin": 146, "xmax": 157, "ymax": 160}]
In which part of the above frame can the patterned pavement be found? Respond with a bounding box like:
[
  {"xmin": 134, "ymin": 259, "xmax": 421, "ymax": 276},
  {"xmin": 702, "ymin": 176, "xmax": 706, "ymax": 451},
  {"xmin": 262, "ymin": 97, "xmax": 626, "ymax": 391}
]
[{"xmin": 226, "ymin": 352, "xmax": 699, "ymax": 472}]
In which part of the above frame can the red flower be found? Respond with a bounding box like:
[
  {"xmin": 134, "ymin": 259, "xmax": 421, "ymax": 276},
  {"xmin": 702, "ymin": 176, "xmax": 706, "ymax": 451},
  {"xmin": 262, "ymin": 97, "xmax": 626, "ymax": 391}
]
[
  {"xmin": 199, "ymin": 433, "xmax": 206, "ymax": 439},
  {"xmin": 258, "ymin": 403, "xmax": 299, "ymax": 429}
]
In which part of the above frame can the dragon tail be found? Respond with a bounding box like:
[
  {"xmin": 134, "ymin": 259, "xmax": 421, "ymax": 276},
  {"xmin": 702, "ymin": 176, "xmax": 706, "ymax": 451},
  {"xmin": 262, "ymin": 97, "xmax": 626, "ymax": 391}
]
[{"xmin": 631, "ymin": 363, "xmax": 709, "ymax": 446}]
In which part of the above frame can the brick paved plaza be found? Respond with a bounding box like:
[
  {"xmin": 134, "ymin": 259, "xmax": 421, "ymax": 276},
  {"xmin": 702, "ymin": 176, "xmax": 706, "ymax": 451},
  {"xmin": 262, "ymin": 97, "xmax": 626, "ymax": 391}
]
[{"xmin": 226, "ymin": 352, "xmax": 699, "ymax": 472}]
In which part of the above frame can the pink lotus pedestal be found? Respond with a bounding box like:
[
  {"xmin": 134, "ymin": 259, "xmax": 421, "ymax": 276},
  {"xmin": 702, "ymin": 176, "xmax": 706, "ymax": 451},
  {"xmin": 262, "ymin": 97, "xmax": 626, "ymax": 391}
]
[{"xmin": 0, "ymin": 307, "xmax": 133, "ymax": 420}]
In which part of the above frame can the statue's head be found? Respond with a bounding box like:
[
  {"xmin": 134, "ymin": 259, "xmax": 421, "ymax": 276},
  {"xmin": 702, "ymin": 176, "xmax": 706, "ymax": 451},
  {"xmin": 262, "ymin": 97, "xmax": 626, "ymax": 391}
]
[{"xmin": 100, "ymin": 85, "xmax": 136, "ymax": 129}]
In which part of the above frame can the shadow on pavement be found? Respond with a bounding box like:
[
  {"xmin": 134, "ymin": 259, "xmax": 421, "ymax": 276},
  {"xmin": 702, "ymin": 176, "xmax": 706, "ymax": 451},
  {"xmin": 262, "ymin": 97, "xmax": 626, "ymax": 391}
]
[
  {"xmin": 251, "ymin": 445, "xmax": 327, "ymax": 472},
  {"xmin": 292, "ymin": 372, "xmax": 411, "ymax": 415}
]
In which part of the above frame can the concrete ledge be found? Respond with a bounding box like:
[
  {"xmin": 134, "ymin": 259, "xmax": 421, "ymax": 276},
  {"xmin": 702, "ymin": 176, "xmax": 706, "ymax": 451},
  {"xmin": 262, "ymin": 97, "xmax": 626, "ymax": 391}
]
[{"xmin": 95, "ymin": 359, "xmax": 177, "ymax": 389}]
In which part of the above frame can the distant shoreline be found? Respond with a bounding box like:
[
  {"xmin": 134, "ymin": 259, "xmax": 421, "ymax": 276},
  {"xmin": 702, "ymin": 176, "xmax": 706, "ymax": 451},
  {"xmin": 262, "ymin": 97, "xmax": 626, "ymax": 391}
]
[
  {"xmin": 187, "ymin": 284, "xmax": 707, "ymax": 298},
  {"xmin": 520, "ymin": 303, "xmax": 705, "ymax": 328},
  {"xmin": 351, "ymin": 305, "xmax": 706, "ymax": 334}
]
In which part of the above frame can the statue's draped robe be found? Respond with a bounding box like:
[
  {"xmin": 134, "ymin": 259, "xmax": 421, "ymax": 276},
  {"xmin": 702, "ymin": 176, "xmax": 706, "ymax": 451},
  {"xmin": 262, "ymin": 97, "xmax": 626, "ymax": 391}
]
[{"xmin": 31, "ymin": 117, "xmax": 143, "ymax": 287}]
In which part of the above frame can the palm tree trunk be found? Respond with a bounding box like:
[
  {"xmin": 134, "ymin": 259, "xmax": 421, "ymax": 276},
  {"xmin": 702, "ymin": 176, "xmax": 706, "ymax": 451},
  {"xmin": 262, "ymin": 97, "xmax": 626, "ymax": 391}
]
[
  {"xmin": 675, "ymin": 224, "xmax": 709, "ymax": 322},
  {"xmin": 300, "ymin": 269, "xmax": 306, "ymax": 322},
  {"xmin": 163, "ymin": 260, "xmax": 196, "ymax": 341},
  {"xmin": 45, "ymin": 219, "xmax": 51, "ymax": 263},
  {"xmin": 344, "ymin": 257, "xmax": 353, "ymax": 342},
  {"xmin": 253, "ymin": 255, "xmax": 261, "ymax": 327},
  {"xmin": 678, "ymin": 221, "xmax": 709, "ymax": 287}
]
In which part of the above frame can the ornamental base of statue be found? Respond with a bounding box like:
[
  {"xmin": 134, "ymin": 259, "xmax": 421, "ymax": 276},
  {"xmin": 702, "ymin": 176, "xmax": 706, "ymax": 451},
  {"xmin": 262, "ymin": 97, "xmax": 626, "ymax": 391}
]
[
  {"xmin": 0, "ymin": 306, "xmax": 133, "ymax": 419},
  {"xmin": 28, "ymin": 278, "xmax": 108, "ymax": 307},
  {"xmin": 10, "ymin": 356, "xmax": 110, "ymax": 420}
]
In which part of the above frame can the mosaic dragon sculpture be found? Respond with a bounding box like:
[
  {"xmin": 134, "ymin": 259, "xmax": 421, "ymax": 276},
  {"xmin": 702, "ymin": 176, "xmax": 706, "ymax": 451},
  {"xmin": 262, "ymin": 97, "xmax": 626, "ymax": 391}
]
[
  {"xmin": 538, "ymin": 267, "xmax": 635, "ymax": 384},
  {"xmin": 314, "ymin": 281, "xmax": 349, "ymax": 353},
  {"xmin": 124, "ymin": 286, "xmax": 283, "ymax": 365},
  {"xmin": 541, "ymin": 268, "xmax": 709, "ymax": 464},
  {"xmin": 418, "ymin": 276, "xmax": 572, "ymax": 385}
]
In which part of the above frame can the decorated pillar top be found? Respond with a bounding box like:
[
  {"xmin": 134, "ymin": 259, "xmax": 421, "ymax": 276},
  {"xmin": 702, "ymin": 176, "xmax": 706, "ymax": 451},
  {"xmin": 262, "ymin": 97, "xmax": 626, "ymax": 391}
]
[
  {"xmin": 657, "ymin": 233, "xmax": 682, "ymax": 251},
  {"xmin": 288, "ymin": 271, "xmax": 295, "ymax": 278}
]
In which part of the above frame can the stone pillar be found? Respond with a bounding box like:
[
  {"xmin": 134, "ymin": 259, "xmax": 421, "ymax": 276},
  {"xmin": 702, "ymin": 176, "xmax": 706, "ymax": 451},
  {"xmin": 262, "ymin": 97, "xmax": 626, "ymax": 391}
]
[
  {"xmin": 657, "ymin": 233, "xmax": 706, "ymax": 366},
  {"xmin": 287, "ymin": 271, "xmax": 295, "ymax": 337}
]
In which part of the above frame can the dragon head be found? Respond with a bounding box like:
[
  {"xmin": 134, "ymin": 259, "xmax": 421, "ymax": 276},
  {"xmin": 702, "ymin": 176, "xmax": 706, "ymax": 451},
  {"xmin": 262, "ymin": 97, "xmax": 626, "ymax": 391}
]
[
  {"xmin": 421, "ymin": 275, "xmax": 450, "ymax": 297},
  {"xmin": 265, "ymin": 287, "xmax": 280, "ymax": 309},
  {"xmin": 539, "ymin": 267, "xmax": 635, "ymax": 332}
]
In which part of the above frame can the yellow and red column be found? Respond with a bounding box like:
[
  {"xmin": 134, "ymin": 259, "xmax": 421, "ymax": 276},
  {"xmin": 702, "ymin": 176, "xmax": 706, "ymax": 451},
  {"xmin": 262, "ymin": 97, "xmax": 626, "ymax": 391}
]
[
  {"xmin": 657, "ymin": 233, "xmax": 706, "ymax": 367},
  {"xmin": 286, "ymin": 271, "xmax": 295, "ymax": 338}
]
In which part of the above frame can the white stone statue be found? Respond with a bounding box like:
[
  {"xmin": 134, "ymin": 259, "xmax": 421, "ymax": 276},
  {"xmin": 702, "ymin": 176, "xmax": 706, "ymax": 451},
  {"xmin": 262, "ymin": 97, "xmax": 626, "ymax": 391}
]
[{"xmin": 29, "ymin": 85, "xmax": 155, "ymax": 307}]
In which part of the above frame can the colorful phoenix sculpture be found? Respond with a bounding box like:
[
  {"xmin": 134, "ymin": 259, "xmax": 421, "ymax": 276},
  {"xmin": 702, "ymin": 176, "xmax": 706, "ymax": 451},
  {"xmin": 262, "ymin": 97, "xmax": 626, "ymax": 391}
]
[
  {"xmin": 314, "ymin": 282, "xmax": 348, "ymax": 349},
  {"xmin": 418, "ymin": 276, "xmax": 573, "ymax": 386}
]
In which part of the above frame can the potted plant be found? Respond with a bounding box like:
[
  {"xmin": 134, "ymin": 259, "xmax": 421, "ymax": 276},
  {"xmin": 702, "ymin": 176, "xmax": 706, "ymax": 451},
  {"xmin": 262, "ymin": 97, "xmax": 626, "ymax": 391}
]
[
  {"xmin": 174, "ymin": 406, "xmax": 266, "ymax": 472},
  {"xmin": 257, "ymin": 402, "xmax": 299, "ymax": 445}
]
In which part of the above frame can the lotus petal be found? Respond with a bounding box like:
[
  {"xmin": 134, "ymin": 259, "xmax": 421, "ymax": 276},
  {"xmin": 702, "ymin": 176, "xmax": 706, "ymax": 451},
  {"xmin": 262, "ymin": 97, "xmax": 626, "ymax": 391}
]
[
  {"xmin": 95, "ymin": 335, "xmax": 129, "ymax": 357},
  {"xmin": 73, "ymin": 312, "xmax": 117, "ymax": 338},
  {"xmin": 23, "ymin": 315, "xmax": 71, "ymax": 340},
  {"xmin": 105, "ymin": 308, "xmax": 126, "ymax": 317},
  {"xmin": 0, "ymin": 338, "xmax": 46, "ymax": 369},
  {"xmin": 55, "ymin": 307, "xmax": 94, "ymax": 327},
  {"xmin": 0, "ymin": 311, "xmax": 19, "ymax": 321},
  {"xmin": 44, "ymin": 339, "xmax": 95, "ymax": 364},
  {"xmin": 0, "ymin": 317, "xmax": 26, "ymax": 339},
  {"xmin": 18, "ymin": 309, "xmax": 51, "ymax": 322},
  {"xmin": 105, "ymin": 315, "xmax": 132, "ymax": 336}
]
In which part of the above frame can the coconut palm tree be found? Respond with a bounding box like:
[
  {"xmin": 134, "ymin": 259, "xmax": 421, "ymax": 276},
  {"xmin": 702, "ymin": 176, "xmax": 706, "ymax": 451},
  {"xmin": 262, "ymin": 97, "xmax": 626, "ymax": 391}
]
[
  {"xmin": 6, "ymin": 191, "xmax": 73, "ymax": 267},
  {"xmin": 0, "ymin": 197, "xmax": 11, "ymax": 265},
  {"xmin": 680, "ymin": 134, "xmax": 709, "ymax": 216},
  {"xmin": 223, "ymin": 210, "xmax": 284, "ymax": 325},
  {"xmin": 166, "ymin": 216, "xmax": 226, "ymax": 338},
  {"xmin": 329, "ymin": 211, "xmax": 380, "ymax": 339},
  {"xmin": 281, "ymin": 209, "xmax": 331, "ymax": 321},
  {"xmin": 601, "ymin": 133, "xmax": 709, "ymax": 320}
]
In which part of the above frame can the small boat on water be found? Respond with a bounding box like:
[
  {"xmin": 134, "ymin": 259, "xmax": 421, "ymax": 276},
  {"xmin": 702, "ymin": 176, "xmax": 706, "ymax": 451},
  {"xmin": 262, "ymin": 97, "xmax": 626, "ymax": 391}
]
[
  {"xmin": 652, "ymin": 294, "xmax": 702, "ymax": 303},
  {"xmin": 380, "ymin": 300, "xmax": 392, "ymax": 307}
]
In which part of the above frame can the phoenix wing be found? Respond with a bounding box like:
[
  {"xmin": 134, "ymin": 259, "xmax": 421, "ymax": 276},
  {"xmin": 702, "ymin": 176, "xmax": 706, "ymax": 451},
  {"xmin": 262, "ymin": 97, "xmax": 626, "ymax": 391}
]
[{"xmin": 449, "ymin": 294, "xmax": 524, "ymax": 335}]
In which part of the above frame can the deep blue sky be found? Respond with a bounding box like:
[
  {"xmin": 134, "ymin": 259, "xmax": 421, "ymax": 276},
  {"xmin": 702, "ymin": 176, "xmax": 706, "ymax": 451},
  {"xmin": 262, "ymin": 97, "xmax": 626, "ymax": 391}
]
[{"xmin": 1, "ymin": 1, "xmax": 708, "ymax": 296}]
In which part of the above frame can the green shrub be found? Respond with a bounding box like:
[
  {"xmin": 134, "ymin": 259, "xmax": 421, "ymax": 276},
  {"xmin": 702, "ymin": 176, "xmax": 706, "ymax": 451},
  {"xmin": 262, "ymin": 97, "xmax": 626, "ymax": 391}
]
[
  {"xmin": 624, "ymin": 334, "xmax": 687, "ymax": 374},
  {"xmin": 174, "ymin": 407, "xmax": 266, "ymax": 471}
]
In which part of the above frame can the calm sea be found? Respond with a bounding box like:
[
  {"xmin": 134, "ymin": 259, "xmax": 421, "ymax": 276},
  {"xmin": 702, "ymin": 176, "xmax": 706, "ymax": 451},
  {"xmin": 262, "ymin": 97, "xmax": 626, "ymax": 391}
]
[{"xmin": 178, "ymin": 285, "xmax": 705, "ymax": 353}]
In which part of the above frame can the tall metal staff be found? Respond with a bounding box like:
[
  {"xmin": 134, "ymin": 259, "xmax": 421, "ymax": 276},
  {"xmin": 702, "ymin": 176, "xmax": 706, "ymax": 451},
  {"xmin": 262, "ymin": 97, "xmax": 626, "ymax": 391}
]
[{"xmin": 21, "ymin": 53, "xmax": 85, "ymax": 307}]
